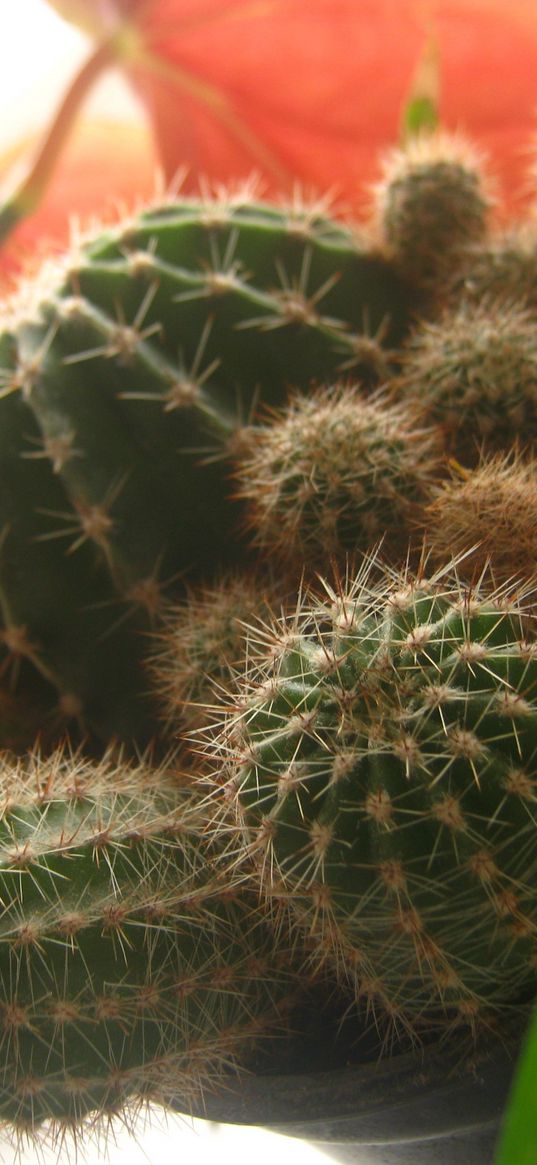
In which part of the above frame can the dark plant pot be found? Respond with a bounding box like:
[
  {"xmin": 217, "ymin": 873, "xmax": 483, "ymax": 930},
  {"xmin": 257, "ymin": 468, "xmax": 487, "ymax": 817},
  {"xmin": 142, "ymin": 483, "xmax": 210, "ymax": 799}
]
[{"xmin": 174, "ymin": 1004, "xmax": 527, "ymax": 1165}]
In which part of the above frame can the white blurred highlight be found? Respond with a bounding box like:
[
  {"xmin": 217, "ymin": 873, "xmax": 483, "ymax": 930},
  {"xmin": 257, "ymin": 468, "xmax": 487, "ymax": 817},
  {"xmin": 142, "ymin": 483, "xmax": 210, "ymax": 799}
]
[{"xmin": 1, "ymin": 0, "xmax": 146, "ymax": 150}]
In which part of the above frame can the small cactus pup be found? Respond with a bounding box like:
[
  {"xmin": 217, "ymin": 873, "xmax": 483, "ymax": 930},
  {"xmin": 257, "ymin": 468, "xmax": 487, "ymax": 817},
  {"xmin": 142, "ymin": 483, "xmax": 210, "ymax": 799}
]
[
  {"xmin": 393, "ymin": 299, "xmax": 537, "ymax": 464},
  {"xmin": 0, "ymin": 190, "xmax": 409, "ymax": 743},
  {"xmin": 422, "ymin": 451, "xmax": 537, "ymax": 587},
  {"xmin": 0, "ymin": 747, "xmax": 293, "ymax": 1149},
  {"xmin": 210, "ymin": 558, "xmax": 537, "ymax": 1039},
  {"xmin": 446, "ymin": 223, "xmax": 537, "ymax": 314},
  {"xmin": 147, "ymin": 570, "xmax": 289, "ymax": 737},
  {"xmin": 231, "ymin": 382, "xmax": 440, "ymax": 570},
  {"xmin": 370, "ymin": 131, "xmax": 494, "ymax": 298}
]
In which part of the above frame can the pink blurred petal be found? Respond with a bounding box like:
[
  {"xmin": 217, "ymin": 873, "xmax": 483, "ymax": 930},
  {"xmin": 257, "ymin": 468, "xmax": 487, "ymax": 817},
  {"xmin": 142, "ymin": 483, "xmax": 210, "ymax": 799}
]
[{"xmin": 127, "ymin": 0, "xmax": 537, "ymax": 212}]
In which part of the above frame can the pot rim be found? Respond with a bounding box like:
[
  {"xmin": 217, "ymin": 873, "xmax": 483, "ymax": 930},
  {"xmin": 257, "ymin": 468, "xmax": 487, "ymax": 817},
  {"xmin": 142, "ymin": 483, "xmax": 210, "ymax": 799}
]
[{"xmin": 173, "ymin": 1013, "xmax": 526, "ymax": 1144}]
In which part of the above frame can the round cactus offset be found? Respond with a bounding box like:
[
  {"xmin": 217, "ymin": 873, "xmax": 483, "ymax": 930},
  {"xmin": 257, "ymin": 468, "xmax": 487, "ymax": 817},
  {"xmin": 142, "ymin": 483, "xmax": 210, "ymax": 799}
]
[
  {"xmin": 446, "ymin": 225, "xmax": 537, "ymax": 314},
  {"xmin": 0, "ymin": 748, "xmax": 292, "ymax": 1147},
  {"xmin": 232, "ymin": 383, "xmax": 440, "ymax": 568},
  {"xmin": 394, "ymin": 299, "xmax": 537, "ymax": 463},
  {"xmin": 371, "ymin": 131, "xmax": 493, "ymax": 295},
  {"xmin": 422, "ymin": 452, "xmax": 537, "ymax": 586},
  {"xmin": 211, "ymin": 560, "xmax": 537, "ymax": 1036},
  {"xmin": 147, "ymin": 570, "xmax": 287, "ymax": 735}
]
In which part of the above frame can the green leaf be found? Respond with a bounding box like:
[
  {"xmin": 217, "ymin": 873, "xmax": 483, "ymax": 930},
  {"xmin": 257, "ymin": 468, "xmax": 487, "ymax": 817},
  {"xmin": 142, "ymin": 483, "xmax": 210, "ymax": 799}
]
[
  {"xmin": 400, "ymin": 35, "xmax": 440, "ymax": 142},
  {"xmin": 402, "ymin": 95, "xmax": 439, "ymax": 138},
  {"xmin": 494, "ymin": 1006, "xmax": 537, "ymax": 1165}
]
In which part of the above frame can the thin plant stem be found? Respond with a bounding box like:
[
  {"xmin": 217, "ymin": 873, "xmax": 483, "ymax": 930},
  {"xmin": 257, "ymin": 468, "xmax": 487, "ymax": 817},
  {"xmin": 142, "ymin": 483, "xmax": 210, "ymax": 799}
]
[{"xmin": 0, "ymin": 37, "xmax": 118, "ymax": 248}]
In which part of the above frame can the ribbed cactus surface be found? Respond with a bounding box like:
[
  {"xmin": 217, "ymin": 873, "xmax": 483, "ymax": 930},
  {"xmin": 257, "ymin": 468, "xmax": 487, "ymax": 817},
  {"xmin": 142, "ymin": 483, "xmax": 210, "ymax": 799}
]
[
  {"xmin": 0, "ymin": 750, "xmax": 290, "ymax": 1141},
  {"xmin": 0, "ymin": 196, "xmax": 407, "ymax": 741},
  {"xmin": 213, "ymin": 563, "xmax": 537, "ymax": 1032}
]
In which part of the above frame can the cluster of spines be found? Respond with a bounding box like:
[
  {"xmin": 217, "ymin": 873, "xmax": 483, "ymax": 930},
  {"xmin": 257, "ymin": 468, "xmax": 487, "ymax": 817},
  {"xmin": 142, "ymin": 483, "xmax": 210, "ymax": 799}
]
[{"xmin": 445, "ymin": 224, "xmax": 537, "ymax": 313}]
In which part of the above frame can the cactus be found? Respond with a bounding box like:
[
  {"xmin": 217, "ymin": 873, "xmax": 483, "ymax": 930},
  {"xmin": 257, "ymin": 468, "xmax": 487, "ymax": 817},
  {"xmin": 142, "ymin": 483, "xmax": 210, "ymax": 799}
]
[
  {"xmin": 0, "ymin": 747, "xmax": 292, "ymax": 1147},
  {"xmin": 371, "ymin": 132, "xmax": 493, "ymax": 295},
  {"xmin": 3, "ymin": 117, "xmax": 537, "ymax": 1155},
  {"xmin": 446, "ymin": 226, "xmax": 537, "ymax": 314},
  {"xmin": 147, "ymin": 570, "xmax": 287, "ymax": 736},
  {"xmin": 232, "ymin": 383, "xmax": 440, "ymax": 568},
  {"xmin": 422, "ymin": 452, "xmax": 537, "ymax": 586},
  {"xmin": 394, "ymin": 299, "xmax": 537, "ymax": 463},
  {"xmin": 0, "ymin": 193, "xmax": 409, "ymax": 744},
  {"xmin": 208, "ymin": 559, "xmax": 537, "ymax": 1037}
]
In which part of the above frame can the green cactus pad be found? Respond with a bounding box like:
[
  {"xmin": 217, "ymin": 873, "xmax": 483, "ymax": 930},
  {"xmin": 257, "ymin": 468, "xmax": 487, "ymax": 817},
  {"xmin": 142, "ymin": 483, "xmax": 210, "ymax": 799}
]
[
  {"xmin": 0, "ymin": 195, "xmax": 408, "ymax": 741},
  {"xmin": 214, "ymin": 561, "xmax": 537, "ymax": 1034}
]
